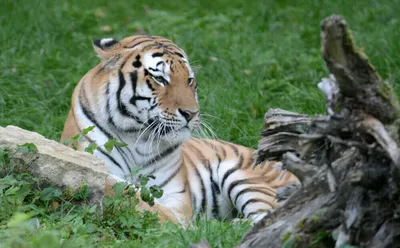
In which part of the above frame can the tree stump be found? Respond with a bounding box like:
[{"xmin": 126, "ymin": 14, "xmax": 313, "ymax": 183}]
[{"xmin": 237, "ymin": 15, "xmax": 400, "ymax": 248}]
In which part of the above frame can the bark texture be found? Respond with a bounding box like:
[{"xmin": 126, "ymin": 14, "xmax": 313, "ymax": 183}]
[{"xmin": 237, "ymin": 15, "xmax": 400, "ymax": 248}]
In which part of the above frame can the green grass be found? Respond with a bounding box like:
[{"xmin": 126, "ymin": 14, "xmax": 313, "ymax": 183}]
[{"xmin": 1, "ymin": 0, "xmax": 400, "ymax": 247}]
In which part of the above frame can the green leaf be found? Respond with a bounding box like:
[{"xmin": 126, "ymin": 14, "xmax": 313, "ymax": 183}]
[
  {"xmin": 147, "ymin": 198, "xmax": 155, "ymax": 206},
  {"xmin": 114, "ymin": 140, "xmax": 128, "ymax": 148},
  {"xmin": 7, "ymin": 212, "xmax": 31, "ymax": 228},
  {"xmin": 150, "ymin": 185, "xmax": 163, "ymax": 198},
  {"xmin": 82, "ymin": 126, "xmax": 95, "ymax": 135},
  {"xmin": 127, "ymin": 186, "xmax": 137, "ymax": 196},
  {"xmin": 140, "ymin": 187, "xmax": 151, "ymax": 203},
  {"xmin": 103, "ymin": 138, "xmax": 128, "ymax": 153},
  {"xmin": 77, "ymin": 136, "xmax": 85, "ymax": 142},
  {"xmin": 88, "ymin": 205, "xmax": 97, "ymax": 213},
  {"xmin": 73, "ymin": 185, "xmax": 90, "ymax": 201},
  {"xmin": 112, "ymin": 182, "xmax": 127, "ymax": 197},
  {"xmin": 140, "ymin": 175, "xmax": 155, "ymax": 186},
  {"xmin": 0, "ymin": 148, "xmax": 9, "ymax": 165},
  {"xmin": 14, "ymin": 183, "xmax": 32, "ymax": 204},
  {"xmin": 5, "ymin": 186, "xmax": 20, "ymax": 196},
  {"xmin": 17, "ymin": 143, "xmax": 38, "ymax": 153},
  {"xmin": 71, "ymin": 133, "xmax": 81, "ymax": 141},
  {"xmin": 62, "ymin": 138, "xmax": 72, "ymax": 146},
  {"xmin": 127, "ymin": 167, "xmax": 143, "ymax": 178},
  {"xmin": 40, "ymin": 187, "xmax": 61, "ymax": 201},
  {"xmin": 84, "ymin": 142, "xmax": 98, "ymax": 154},
  {"xmin": 84, "ymin": 223, "xmax": 98, "ymax": 233},
  {"xmin": 104, "ymin": 138, "xmax": 115, "ymax": 153}
]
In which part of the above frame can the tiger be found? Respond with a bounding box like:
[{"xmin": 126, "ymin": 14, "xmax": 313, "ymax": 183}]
[{"xmin": 60, "ymin": 35, "xmax": 299, "ymax": 224}]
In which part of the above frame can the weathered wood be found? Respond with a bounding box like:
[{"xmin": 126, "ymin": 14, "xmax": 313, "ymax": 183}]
[
  {"xmin": 237, "ymin": 14, "xmax": 400, "ymax": 248},
  {"xmin": 255, "ymin": 108, "xmax": 311, "ymax": 163},
  {"xmin": 321, "ymin": 15, "xmax": 400, "ymax": 124}
]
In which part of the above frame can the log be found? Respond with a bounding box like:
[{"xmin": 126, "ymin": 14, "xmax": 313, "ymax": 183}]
[{"xmin": 237, "ymin": 15, "xmax": 400, "ymax": 248}]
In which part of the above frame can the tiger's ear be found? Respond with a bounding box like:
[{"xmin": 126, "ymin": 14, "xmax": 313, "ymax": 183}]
[{"xmin": 92, "ymin": 38, "xmax": 122, "ymax": 61}]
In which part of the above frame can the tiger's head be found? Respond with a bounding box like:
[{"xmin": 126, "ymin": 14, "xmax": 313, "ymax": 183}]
[{"xmin": 91, "ymin": 35, "xmax": 199, "ymax": 143}]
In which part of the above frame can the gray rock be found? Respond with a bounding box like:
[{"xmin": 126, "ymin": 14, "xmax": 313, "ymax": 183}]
[{"xmin": 0, "ymin": 125, "xmax": 116, "ymax": 203}]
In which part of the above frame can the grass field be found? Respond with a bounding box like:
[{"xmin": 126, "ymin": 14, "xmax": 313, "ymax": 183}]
[{"xmin": 1, "ymin": 0, "xmax": 400, "ymax": 247}]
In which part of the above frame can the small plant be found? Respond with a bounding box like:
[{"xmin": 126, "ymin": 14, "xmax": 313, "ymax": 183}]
[
  {"xmin": 62, "ymin": 126, "xmax": 95, "ymax": 150},
  {"xmin": 103, "ymin": 138, "xmax": 128, "ymax": 153},
  {"xmin": 62, "ymin": 126, "xmax": 128, "ymax": 154}
]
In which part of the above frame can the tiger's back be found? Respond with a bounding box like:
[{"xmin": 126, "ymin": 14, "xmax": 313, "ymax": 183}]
[{"xmin": 61, "ymin": 35, "xmax": 298, "ymax": 223}]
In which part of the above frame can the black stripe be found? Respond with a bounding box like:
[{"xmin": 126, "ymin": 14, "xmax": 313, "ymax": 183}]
[
  {"xmin": 158, "ymin": 164, "xmax": 182, "ymax": 188},
  {"xmin": 130, "ymin": 95, "xmax": 151, "ymax": 106},
  {"xmin": 184, "ymin": 154, "xmax": 206, "ymax": 215},
  {"xmin": 231, "ymin": 207, "xmax": 239, "ymax": 218},
  {"xmin": 119, "ymin": 56, "xmax": 129, "ymax": 70},
  {"xmin": 103, "ymin": 39, "xmax": 118, "ymax": 48},
  {"xmin": 157, "ymin": 39, "xmax": 174, "ymax": 43},
  {"xmin": 184, "ymin": 142, "xmax": 218, "ymax": 216},
  {"xmin": 184, "ymin": 142, "xmax": 209, "ymax": 167},
  {"xmin": 234, "ymin": 187, "xmax": 275, "ymax": 206},
  {"xmin": 106, "ymin": 82, "xmax": 129, "ymax": 132},
  {"xmin": 149, "ymin": 103, "xmax": 158, "ymax": 110},
  {"xmin": 114, "ymin": 145, "xmax": 130, "ymax": 172},
  {"xmin": 152, "ymin": 52, "xmax": 164, "ymax": 57},
  {"xmin": 130, "ymin": 71, "xmax": 137, "ymax": 95},
  {"xmin": 216, "ymin": 155, "xmax": 222, "ymax": 173},
  {"xmin": 229, "ymin": 144, "xmax": 239, "ymax": 156},
  {"xmin": 214, "ymin": 140, "xmax": 228, "ymax": 158},
  {"xmin": 185, "ymin": 140, "xmax": 220, "ymax": 218},
  {"xmin": 125, "ymin": 39, "xmax": 153, "ymax": 48},
  {"xmin": 135, "ymin": 147, "xmax": 150, "ymax": 157},
  {"xmin": 164, "ymin": 43, "xmax": 182, "ymax": 51},
  {"xmin": 79, "ymin": 89, "xmax": 112, "ymax": 139},
  {"xmin": 174, "ymin": 52, "xmax": 184, "ymax": 58},
  {"xmin": 228, "ymin": 178, "xmax": 248, "ymax": 203},
  {"xmin": 117, "ymin": 70, "xmax": 127, "ymax": 111},
  {"xmin": 191, "ymin": 192, "xmax": 197, "ymax": 216},
  {"xmin": 146, "ymin": 155, "xmax": 178, "ymax": 177},
  {"xmin": 194, "ymin": 165, "xmax": 207, "ymax": 214},
  {"xmin": 141, "ymin": 43, "xmax": 158, "ymax": 52},
  {"xmin": 116, "ymin": 70, "xmax": 143, "ymax": 125},
  {"xmin": 141, "ymin": 143, "xmax": 181, "ymax": 167},
  {"xmin": 131, "ymin": 36, "xmax": 147, "ymax": 43},
  {"xmin": 220, "ymin": 155, "xmax": 243, "ymax": 190},
  {"xmin": 114, "ymin": 132, "xmax": 137, "ymax": 167},
  {"xmin": 221, "ymin": 146, "xmax": 227, "ymax": 159},
  {"xmin": 210, "ymin": 167, "xmax": 219, "ymax": 218},
  {"xmin": 129, "ymin": 71, "xmax": 152, "ymax": 106},
  {"xmin": 241, "ymin": 198, "xmax": 272, "ymax": 214},
  {"xmin": 146, "ymin": 79, "xmax": 155, "ymax": 91},
  {"xmin": 202, "ymin": 140, "xmax": 227, "ymax": 159},
  {"xmin": 228, "ymin": 178, "xmax": 274, "ymax": 204}
]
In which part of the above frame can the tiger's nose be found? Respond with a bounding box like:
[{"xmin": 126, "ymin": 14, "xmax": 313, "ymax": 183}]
[{"xmin": 178, "ymin": 109, "xmax": 198, "ymax": 122}]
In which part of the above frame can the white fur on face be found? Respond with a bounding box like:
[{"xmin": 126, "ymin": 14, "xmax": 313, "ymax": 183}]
[{"xmin": 143, "ymin": 52, "xmax": 171, "ymax": 84}]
